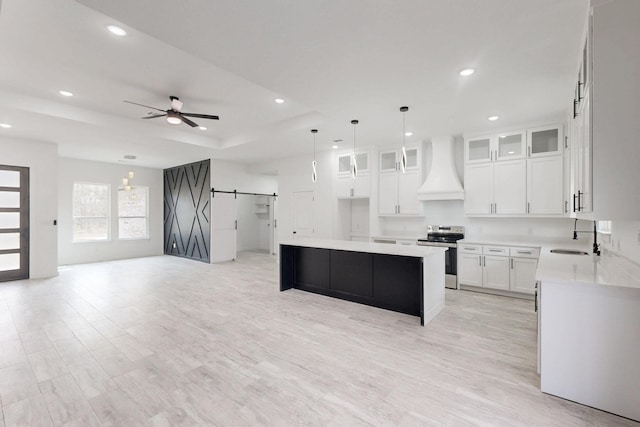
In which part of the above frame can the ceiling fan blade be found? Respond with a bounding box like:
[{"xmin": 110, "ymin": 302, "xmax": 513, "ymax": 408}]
[
  {"xmin": 123, "ymin": 100, "xmax": 166, "ymax": 112},
  {"xmin": 180, "ymin": 115, "xmax": 199, "ymax": 127},
  {"xmin": 181, "ymin": 113, "xmax": 220, "ymax": 120},
  {"xmin": 141, "ymin": 113, "xmax": 167, "ymax": 119}
]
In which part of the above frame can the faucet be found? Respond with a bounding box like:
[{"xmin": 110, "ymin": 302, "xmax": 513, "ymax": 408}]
[{"xmin": 573, "ymin": 219, "xmax": 601, "ymax": 256}]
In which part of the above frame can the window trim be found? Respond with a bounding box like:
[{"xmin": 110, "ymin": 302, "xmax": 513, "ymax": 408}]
[
  {"xmin": 72, "ymin": 182, "xmax": 111, "ymax": 243},
  {"xmin": 117, "ymin": 186, "xmax": 149, "ymax": 240}
]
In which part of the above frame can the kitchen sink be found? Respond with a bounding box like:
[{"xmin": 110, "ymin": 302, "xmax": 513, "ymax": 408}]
[{"xmin": 550, "ymin": 249, "xmax": 590, "ymax": 255}]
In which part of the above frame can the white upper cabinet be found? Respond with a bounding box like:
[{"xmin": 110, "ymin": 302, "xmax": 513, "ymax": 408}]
[
  {"xmin": 465, "ymin": 136, "xmax": 492, "ymax": 164},
  {"xmin": 527, "ymin": 125, "xmax": 563, "ymax": 158},
  {"xmin": 377, "ymin": 145, "xmax": 422, "ymax": 216},
  {"xmin": 528, "ymin": 156, "xmax": 565, "ymax": 215},
  {"xmin": 464, "ymin": 163, "xmax": 493, "ymax": 215},
  {"xmin": 494, "ymin": 160, "xmax": 527, "ymax": 215},
  {"xmin": 496, "ymin": 131, "xmax": 526, "ymax": 161},
  {"xmin": 464, "ymin": 123, "xmax": 566, "ymax": 217},
  {"xmin": 336, "ymin": 151, "xmax": 370, "ymax": 198},
  {"xmin": 379, "ymin": 150, "xmax": 398, "ymax": 174}
]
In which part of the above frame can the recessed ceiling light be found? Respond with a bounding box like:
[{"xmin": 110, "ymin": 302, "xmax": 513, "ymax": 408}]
[
  {"xmin": 332, "ymin": 145, "xmax": 339, "ymax": 149},
  {"xmin": 199, "ymin": 126, "xmax": 207, "ymax": 131},
  {"xmin": 59, "ymin": 90, "xmax": 74, "ymax": 97},
  {"xmin": 107, "ymin": 25, "xmax": 127, "ymax": 36},
  {"xmin": 0, "ymin": 123, "xmax": 12, "ymax": 128},
  {"xmin": 404, "ymin": 132, "xmax": 413, "ymax": 137},
  {"xmin": 488, "ymin": 115, "xmax": 499, "ymax": 121},
  {"xmin": 459, "ymin": 68, "xmax": 475, "ymax": 77},
  {"xmin": 499, "ymin": 135, "xmax": 506, "ymax": 138},
  {"xmin": 274, "ymin": 98, "xmax": 285, "ymax": 104},
  {"xmin": 508, "ymin": 151, "xmax": 515, "ymax": 154}
]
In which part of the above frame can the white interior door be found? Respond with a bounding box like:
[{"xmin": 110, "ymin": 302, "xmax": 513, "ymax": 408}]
[
  {"xmin": 292, "ymin": 191, "xmax": 314, "ymax": 239},
  {"xmin": 211, "ymin": 193, "xmax": 236, "ymax": 262}
]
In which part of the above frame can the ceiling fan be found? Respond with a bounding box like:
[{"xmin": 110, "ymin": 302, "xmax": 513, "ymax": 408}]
[{"xmin": 124, "ymin": 96, "xmax": 219, "ymax": 127}]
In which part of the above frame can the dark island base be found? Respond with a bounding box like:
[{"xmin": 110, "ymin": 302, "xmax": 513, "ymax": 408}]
[{"xmin": 280, "ymin": 245, "xmax": 424, "ymax": 324}]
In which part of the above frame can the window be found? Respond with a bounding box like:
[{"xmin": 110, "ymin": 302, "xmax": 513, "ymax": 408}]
[
  {"xmin": 597, "ymin": 220, "xmax": 612, "ymax": 234},
  {"xmin": 118, "ymin": 186, "xmax": 148, "ymax": 239},
  {"xmin": 73, "ymin": 183, "xmax": 110, "ymax": 242}
]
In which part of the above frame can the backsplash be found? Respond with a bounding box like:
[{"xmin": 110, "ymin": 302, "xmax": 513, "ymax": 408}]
[{"xmin": 380, "ymin": 200, "xmax": 579, "ymax": 243}]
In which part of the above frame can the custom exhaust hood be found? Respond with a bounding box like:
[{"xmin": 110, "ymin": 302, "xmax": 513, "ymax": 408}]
[{"xmin": 417, "ymin": 137, "xmax": 464, "ymax": 200}]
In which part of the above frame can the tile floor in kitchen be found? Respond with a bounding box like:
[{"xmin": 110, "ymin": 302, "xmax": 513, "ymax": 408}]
[{"xmin": 0, "ymin": 251, "xmax": 637, "ymax": 426}]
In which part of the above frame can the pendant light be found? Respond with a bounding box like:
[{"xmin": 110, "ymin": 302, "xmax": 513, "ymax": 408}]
[
  {"xmin": 351, "ymin": 119, "xmax": 359, "ymax": 178},
  {"xmin": 311, "ymin": 129, "xmax": 318, "ymax": 183},
  {"xmin": 400, "ymin": 106, "xmax": 408, "ymax": 173}
]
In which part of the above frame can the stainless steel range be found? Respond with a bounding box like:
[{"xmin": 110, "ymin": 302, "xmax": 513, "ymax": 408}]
[{"xmin": 417, "ymin": 225, "xmax": 464, "ymax": 289}]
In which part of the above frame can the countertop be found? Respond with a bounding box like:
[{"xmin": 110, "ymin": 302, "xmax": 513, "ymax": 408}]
[
  {"xmin": 458, "ymin": 237, "xmax": 640, "ymax": 289},
  {"xmin": 279, "ymin": 238, "xmax": 445, "ymax": 258}
]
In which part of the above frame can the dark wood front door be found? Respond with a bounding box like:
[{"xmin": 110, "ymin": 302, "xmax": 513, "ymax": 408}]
[{"xmin": 0, "ymin": 165, "xmax": 29, "ymax": 281}]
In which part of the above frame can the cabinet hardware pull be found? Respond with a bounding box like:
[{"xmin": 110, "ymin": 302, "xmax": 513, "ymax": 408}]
[
  {"xmin": 517, "ymin": 251, "xmax": 532, "ymax": 254},
  {"xmin": 494, "ymin": 203, "xmax": 497, "ymax": 214},
  {"xmin": 465, "ymin": 247, "xmax": 476, "ymax": 251},
  {"xmin": 511, "ymin": 258, "xmax": 514, "ymax": 269},
  {"xmin": 577, "ymin": 191, "xmax": 583, "ymax": 211},
  {"xmin": 235, "ymin": 220, "xmax": 237, "ymax": 230},
  {"xmin": 573, "ymin": 99, "xmax": 579, "ymax": 118},
  {"xmin": 565, "ymin": 200, "xmax": 568, "ymax": 213},
  {"xmin": 489, "ymin": 249, "xmax": 502, "ymax": 252},
  {"xmin": 565, "ymin": 136, "xmax": 569, "ymax": 149},
  {"xmin": 483, "ymin": 256, "xmax": 486, "ymax": 267},
  {"xmin": 479, "ymin": 255, "xmax": 482, "ymax": 266},
  {"xmin": 578, "ymin": 81, "xmax": 583, "ymax": 101},
  {"xmin": 527, "ymin": 202, "xmax": 530, "ymax": 214}
]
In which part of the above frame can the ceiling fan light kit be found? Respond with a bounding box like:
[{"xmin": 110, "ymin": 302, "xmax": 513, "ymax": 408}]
[{"xmin": 124, "ymin": 96, "xmax": 219, "ymax": 128}]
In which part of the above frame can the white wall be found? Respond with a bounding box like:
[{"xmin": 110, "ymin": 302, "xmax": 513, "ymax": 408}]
[
  {"xmin": 211, "ymin": 159, "xmax": 277, "ymax": 252},
  {"xmin": 57, "ymin": 157, "xmax": 163, "ymax": 265},
  {"xmin": 0, "ymin": 136, "xmax": 58, "ymax": 278},
  {"xmin": 251, "ymin": 150, "xmax": 334, "ymax": 245},
  {"xmin": 601, "ymin": 221, "xmax": 640, "ymax": 264}
]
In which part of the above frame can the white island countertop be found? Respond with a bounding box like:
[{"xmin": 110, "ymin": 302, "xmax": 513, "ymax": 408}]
[{"xmin": 279, "ymin": 238, "xmax": 445, "ymax": 258}]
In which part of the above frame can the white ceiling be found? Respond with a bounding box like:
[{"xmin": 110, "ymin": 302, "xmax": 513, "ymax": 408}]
[{"xmin": 0, "ymin": 0, "xmax": 587, "ymax": 169}]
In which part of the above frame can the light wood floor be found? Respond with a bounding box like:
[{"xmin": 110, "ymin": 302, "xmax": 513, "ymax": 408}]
[{"xmin": 0, "ymin": 252, "xmax": 637, "ymax": 426}]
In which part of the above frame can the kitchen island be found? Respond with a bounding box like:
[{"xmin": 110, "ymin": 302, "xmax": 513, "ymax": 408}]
[{"xmin": 279, "ymin": 239, "xmax": 446, "ymax": 326}]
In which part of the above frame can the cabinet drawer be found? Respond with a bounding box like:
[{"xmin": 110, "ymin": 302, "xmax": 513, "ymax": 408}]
[
  {"xmin": 458, "ymin": 244, "xmax": 482, "ymax": 254},
  {"xmin": 483, "ymin": 245, "xmax": 509, "ymax": 256},
  {"xmin": 509, "ymin": 247, "xmax": 540, "ymax": 258}
]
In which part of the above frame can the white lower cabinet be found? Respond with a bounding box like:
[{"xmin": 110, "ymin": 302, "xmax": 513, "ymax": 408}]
[
  {"xmin": 458, "ymin": 244, "xmax": 540, "ymax": 296},
  {"xmin": 510, "ymin": 257, "xmax": 538, "ymax": 294},
  {"xmin": 458, "ymin": 252, "xmax": 483, "ymax": 287},
  {"xmin": 483, "ymin": 255, "xmax": 510, "ymax": 290}
]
